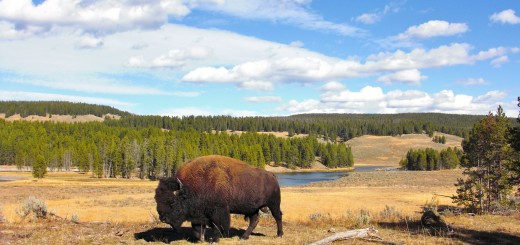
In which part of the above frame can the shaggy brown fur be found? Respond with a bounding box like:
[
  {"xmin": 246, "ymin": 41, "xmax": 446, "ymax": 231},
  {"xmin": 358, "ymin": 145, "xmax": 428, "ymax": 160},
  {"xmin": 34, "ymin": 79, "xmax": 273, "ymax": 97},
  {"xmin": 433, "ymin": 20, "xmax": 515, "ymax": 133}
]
[{"xmin": 155, "ymin": 155, "xmax": 283, "ymax": 242}]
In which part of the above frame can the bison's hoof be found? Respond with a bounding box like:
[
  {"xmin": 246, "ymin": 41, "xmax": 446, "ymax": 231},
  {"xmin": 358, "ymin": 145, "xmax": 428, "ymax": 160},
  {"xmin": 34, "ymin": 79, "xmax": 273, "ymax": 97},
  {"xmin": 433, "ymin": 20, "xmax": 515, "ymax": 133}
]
[{"xmin": 240, "ymin": 236, "xmax": 250, "ymax": 240}]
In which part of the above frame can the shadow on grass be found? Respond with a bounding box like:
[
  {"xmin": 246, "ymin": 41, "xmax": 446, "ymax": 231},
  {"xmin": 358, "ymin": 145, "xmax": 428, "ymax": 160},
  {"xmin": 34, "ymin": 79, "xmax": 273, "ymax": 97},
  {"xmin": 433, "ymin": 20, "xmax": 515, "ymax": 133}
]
[
  {"xmin": 378, "ymin": 218, "xmax": 520, "ymax": 245},
  {"xmin": 134, "ymin": 227, "xmax": 265, "ymax": 243}
]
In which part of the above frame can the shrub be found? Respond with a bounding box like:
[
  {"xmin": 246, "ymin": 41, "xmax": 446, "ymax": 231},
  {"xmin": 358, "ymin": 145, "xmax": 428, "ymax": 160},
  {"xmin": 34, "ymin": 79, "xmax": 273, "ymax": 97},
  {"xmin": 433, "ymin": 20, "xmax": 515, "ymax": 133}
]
[
  {"xmin": 16, "ymin": 196, "xmax": 48, "ymax": 221},
  {"xmin": 71, "ymin": 213, "xmax": 80, "ymax": 224},
  {"xmin": 379, "ymin": 205, "xmax": 402, "ymax": 220},
  {"xmin": 355, "ymin": 209, "xmax": 371, "ymax": 226},
  {"xmin": 308, "ymin": 213, "xmax": 322, "ymax": 221}
]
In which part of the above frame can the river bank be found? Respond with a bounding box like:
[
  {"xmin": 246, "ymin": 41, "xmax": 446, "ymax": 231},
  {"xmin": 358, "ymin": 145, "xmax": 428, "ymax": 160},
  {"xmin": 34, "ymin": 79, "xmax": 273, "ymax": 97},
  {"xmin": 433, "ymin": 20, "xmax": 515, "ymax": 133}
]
[{"xmin": 264, "ymin": 161, "xmax": 354, "ymax": 173}]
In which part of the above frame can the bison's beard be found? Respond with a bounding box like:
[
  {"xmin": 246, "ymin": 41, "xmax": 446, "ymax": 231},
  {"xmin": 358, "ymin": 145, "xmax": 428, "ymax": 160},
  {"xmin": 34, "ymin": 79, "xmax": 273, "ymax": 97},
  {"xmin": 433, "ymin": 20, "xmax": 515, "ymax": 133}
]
[{"xmin": 158, "ymin": 207, "xmax": 186, "ymax": 230}]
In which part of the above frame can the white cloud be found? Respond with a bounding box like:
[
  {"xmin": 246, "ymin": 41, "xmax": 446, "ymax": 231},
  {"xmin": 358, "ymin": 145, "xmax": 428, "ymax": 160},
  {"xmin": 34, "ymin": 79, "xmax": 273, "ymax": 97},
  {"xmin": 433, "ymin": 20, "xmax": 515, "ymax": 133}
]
[
  {"xmin": 238, "ymin": 81, "xmax": 274, "ymax": 91},
  {"xmin": 490, "ymin": 9, "xmax": 520, "ymax": 24},
  {"xmin": 457, "ymin": 78, "xmax": 489, "ymax": 86},
  {"xmin": 0, "ymin": 91, "xmax": 132, "ymax": 107},
  {"xmin": 386, "ymin": 90, "xmax": 433, "ymax": 108},
  {"xmin": 127, "ymin": 56, "xmax": 147, "ymax": 67},
  {"xmin": 289, "ymin": 40, "xmax": 304, "ymax": 48},
  {"xmin": 0, "ymin": 0, "xmax": 191, "ymax": 37},
  {"xmin": 474, "ymin": 90, "xmax": 507, "ymax": 103},
  {"xmin": 321, "ymin": 81, "xmax": 346, "ymax": 91},
  {"xmin": 160, "ymin": 107, "xmax": 213, "ymax": 117},
  {"xmin": 245, "ymin": 96, "xmax": 283, "ymax": 103},
  {"xmin": 395, "ymin": 20, "xmax": 468, "ymax": 40},
  {"xmin": 490, "ymin": 55, "xmax": 509, "ymax": 67},
  {"xmin": 277, "ymin": 99, "xmax": 322, "ymax": 114},
  {"xmin": 75, "ymin": 35, "xmax": 103, "ymax": 49},
  {"xmin": 475, "ymin": 47, "xmax": 508, "ymax": 60},
  {"xmin": 377, "ymin": 69, "xmax": 426, "ymax": 85},
  {"xmin": 0, "ymin": 20, "xmax": 46, "ymax": 39},
  {"xmin": 321, "ymin": 86, "xmax": 385, "ymax": 103},
  {"xmin": 183, "ymin": 66, "xmax": 238, "ymax": 83},
  {"xmin": 160, "ymin": 107, "xmax": 258, "ymax": 117},
  {"xmin": 0, "ymin": 0, "xmax": 362, "ymax": 39},
  {"xmin": 354, "ymin": 2, "xmax": 401, "ymax": 25},
  {"xmin": 129, "ymin": 46, "xmax": 212, "ymax": 68},
  {"xmin": 181, "ymin": 43, "xmax": 512, "ymax": 88},
  {"xmin": 276, "ymin": 86, "xmax": 513, "ymax": 116},
  {"xmin": 355, "ymin": 13, "xmax": 381, "ymax": 25}
]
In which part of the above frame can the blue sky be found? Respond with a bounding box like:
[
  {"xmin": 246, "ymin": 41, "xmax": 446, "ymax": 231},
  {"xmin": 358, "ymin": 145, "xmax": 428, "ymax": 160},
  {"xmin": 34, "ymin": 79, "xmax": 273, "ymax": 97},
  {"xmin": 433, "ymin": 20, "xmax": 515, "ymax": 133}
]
[{"xmin": 0, "ymin": 0, "xmax": 519, "ymax": 117}]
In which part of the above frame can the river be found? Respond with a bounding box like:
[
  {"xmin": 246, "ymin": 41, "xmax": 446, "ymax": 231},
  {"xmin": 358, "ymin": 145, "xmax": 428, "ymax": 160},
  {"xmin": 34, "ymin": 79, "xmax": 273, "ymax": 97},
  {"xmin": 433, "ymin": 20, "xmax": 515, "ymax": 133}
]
[{"xmin": 275, "ymin": 165, "xmax": 394, "ymax": 187}]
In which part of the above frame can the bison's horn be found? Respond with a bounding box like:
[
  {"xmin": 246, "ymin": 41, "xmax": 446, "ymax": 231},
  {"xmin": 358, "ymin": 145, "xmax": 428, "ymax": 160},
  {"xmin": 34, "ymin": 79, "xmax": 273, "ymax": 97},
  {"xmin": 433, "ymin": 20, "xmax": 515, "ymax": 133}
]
[{"xmin": 176, "ymin": 178, "xmax": 183, "ymax": 189}]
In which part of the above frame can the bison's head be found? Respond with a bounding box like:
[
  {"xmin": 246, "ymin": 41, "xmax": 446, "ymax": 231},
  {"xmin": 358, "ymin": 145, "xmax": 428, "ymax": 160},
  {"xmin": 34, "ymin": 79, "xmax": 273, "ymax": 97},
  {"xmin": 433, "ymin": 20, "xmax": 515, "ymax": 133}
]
[{"xmin": 155, "ymin": 177, "xmax": 188, "ymax": 230}]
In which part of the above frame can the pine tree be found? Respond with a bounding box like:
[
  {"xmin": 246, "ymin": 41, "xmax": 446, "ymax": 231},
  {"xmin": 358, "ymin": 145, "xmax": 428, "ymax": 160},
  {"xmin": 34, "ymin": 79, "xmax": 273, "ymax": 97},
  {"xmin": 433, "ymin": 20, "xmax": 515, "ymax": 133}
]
[
  {"xmin": 508, "ymin": 97, "xmax": 520, "ymax": 193},
  {"xmin": 32, "ymin": 154, "xmax": 47, "ymax": 179},
  {"xmin": 453, "ymin": 106, "xmax": 513, "ymax": 213}
]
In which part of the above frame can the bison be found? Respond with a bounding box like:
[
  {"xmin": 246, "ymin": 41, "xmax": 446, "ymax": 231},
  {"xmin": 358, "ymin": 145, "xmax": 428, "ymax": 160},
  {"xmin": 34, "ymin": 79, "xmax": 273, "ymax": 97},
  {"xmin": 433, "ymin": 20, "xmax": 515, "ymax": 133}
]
[{"xmin": 155, "ymin": 155, "xmax": 283, "ymax": 242}]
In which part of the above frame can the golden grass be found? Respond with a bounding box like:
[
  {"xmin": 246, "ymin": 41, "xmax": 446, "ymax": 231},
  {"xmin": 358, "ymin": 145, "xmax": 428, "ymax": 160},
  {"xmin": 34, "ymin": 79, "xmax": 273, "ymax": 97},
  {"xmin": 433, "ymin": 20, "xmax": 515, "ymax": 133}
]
[
  {"xmin": 347, "ymin": 133, "xmax": 463, "ymax": 166},
  {"xmin": 1, "ymin": 170, "xmax": 519, "ymax": 244}
]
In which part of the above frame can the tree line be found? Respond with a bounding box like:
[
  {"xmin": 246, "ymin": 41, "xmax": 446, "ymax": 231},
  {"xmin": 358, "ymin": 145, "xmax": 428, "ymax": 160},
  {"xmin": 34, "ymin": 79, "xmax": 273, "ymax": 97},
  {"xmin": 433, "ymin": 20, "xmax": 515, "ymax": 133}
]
[
  {"xmin": 106, "ymin": 113, "xmax": 491, "ymax": 141},
  {"xmin": 399, "ymin": 147, "xmax": 463, "ymax": 171},
  {"xmin": 0, "ymin": 120, "xmax": 353, "ymax": 179},
  {"xmin": 0, "ymin": 101, "xmax": 131, "ymax": 118},
  {"xmin": 432, "ymin": 135, "xmax": 446, "ymax": 144}
]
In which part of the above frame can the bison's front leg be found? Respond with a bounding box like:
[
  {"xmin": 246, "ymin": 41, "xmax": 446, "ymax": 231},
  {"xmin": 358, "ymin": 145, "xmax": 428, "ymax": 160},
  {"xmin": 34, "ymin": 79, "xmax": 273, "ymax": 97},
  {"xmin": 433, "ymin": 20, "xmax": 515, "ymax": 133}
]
[
  {"xmin": 210, "ymin": 209, "xmax": 231, "ymax": 239},
  {"xmin": 241, "ymin": 212, "xmax": 259, "ymax": 240},
  {"xmin": 192, "ymin": 223, "xmax": 206, "ymax": 242}
]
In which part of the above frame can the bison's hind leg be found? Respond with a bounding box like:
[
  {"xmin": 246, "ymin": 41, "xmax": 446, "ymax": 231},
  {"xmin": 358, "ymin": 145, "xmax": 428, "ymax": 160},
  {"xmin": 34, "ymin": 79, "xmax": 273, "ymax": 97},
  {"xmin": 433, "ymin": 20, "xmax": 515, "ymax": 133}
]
[
  {"xmin": 241, "ymin": 212, "xmax": 259, "ymax": 240},
  {"xmin": 268, "ymin": 203, "xmax": 284, "ymax": 237}
]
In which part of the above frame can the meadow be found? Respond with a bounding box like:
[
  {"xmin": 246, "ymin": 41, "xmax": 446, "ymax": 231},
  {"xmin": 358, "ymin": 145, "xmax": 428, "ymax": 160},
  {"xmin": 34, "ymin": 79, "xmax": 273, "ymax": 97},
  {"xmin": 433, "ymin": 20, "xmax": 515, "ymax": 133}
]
[{"xmin": 1, "ymin": 169, "xmax": 518, "ymax": 244}]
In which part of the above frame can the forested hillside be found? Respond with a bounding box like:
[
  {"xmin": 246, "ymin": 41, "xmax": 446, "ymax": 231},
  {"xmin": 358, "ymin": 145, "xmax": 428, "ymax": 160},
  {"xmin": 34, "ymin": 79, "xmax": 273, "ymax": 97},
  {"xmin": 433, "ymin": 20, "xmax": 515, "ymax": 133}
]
[
  {"xmin": 0, "ymin": 101, "xmax": 131, "ymax": 117},
  {"xmin": 0, "ymin": 101, "xmax": 493, "ymax": 140}
]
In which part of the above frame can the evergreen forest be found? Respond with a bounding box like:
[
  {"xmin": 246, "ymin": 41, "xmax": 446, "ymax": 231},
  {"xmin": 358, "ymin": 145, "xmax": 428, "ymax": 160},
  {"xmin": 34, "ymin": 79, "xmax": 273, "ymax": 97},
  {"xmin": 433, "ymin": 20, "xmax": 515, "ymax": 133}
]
[{"xmin": 0, "ymin": 120, "xmax": 353, "ymax": 179}]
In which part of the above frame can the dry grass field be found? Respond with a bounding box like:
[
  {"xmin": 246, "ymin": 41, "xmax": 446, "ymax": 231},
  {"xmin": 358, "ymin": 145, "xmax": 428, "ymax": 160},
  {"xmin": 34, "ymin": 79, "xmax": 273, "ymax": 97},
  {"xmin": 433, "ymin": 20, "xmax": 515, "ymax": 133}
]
[
  {"xmin": 347, "ymin": 133, "xmax": 463, "ymax": 166},
  {"xmin": 1, "ymin": 170, "xmax": 518, "ymax": 244}
]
